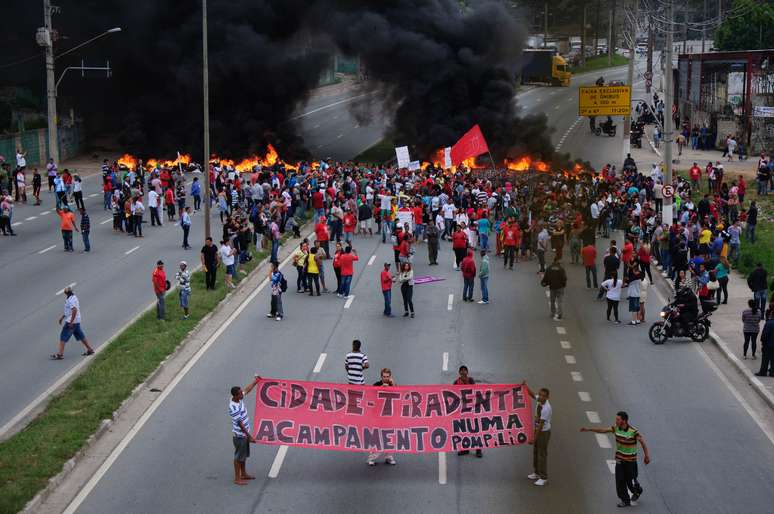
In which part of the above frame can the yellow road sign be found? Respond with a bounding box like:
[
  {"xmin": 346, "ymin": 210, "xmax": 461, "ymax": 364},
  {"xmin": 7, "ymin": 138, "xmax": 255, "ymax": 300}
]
[{"xmin": 578, "ymin": 86, "xmax": 631, "ymax": 116}]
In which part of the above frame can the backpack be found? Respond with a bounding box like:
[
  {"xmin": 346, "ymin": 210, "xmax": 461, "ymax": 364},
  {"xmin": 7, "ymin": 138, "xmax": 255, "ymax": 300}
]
[{"xmin": 279, "ymin": 273, "xmax": 288, "ymax": 293}]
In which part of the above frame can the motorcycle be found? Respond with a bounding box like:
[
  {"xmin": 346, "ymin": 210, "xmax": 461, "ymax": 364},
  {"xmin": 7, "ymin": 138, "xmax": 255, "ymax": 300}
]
[
  {"xmin": 648, "ymin": 301, "xmax": 715, "ymax": 344},
  {"xmin": 594, "ymin": 123, "xmax": 617, "ymax": 137}
]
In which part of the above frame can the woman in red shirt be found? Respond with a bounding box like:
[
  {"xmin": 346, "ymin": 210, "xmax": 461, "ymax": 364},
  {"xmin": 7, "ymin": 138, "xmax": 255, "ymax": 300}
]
[
  {"xmin": 332, "ymin": 242, "xmax": 343, "ymax": 296},
  {"xmin": 315, "ymin": 217, "xmax": 330, "ymax": 258}
]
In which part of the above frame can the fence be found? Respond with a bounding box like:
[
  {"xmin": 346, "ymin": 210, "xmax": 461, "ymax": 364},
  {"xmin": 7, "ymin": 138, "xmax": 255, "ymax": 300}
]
[{"xmin": 0, "ymin": 124, "xmax": 82, "ymax": 167}]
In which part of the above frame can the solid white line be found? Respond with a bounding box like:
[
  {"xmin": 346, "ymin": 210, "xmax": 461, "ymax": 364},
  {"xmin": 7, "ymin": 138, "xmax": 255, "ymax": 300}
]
[
  {"xmin": 564, "ymin": 355, "xmax": 577, "ymax": 364},
  {"xmin": 287, "ymin": 91, "xmax": 376, "ymax": 120},
  {"xmin": 571, "ymin": 371, "xmax": 583, "ymax": 382},
  {"xmin": 556, "ymin": 326, "xmax": 567, "ymax": 335},
  {"xmin": 56, "ymin": 282, "xmax": 77, "ymax": 296},
  {"xmin": 62, "ymin": 233, "xmax": 306, "ymax": 512},
  {"xmin": 344, "ymin": 295, "xmax": 355, "ymax": 309},
  {"xmin": 595, "ymin": 434, "xmax": 612, "ymax": 449},
  {"xmin": 447, "ymin": 294, "xmax": 454, "ymax": 311},
  {"xmin": 100, "ymin": 218, "xmax": 112, "ymax": 224},
  {"xmin": 586, "ymin": 411, "xmax": 601, "ymax": 423},
  {"xmin": 442, "ymin": 352, "xmax": 449, "ymax": 372},
  {"xmin": 312, "ymin": 353, "xmax": 327, "ymax": 373},
  {"xmin": 438, "ymin": 452, "xmax": 447, "ymax": 485},
  {"xmin": 607, "ymin": 460, "xmax": 616, "ymax": 474},
  {"xmin": 578, "ymin": 391, "xmax": 592, "ymax": 402},
  {"xmin": 125, "ymin": 245, "xmax": 140, "ymax": 255},
  {"xmin": 25, "ymin": 216, "xmax": 37, "ymax": 221},
  {"xmin": 268, "ymin": 445, "xmax": 289, "ymax": 478},
  {"xmin": 560, "ymin": 340, "xmax": 571, "ymax": 349},
  {"xmin": 367, "ymin": 254, "xmax": 376, "ymax": 266},
  {"xmin": 38, "ymin": 245, "xmax": 57, "ymax": 254}
]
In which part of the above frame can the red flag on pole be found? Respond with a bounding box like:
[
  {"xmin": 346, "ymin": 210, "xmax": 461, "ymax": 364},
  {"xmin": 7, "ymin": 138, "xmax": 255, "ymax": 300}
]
[{"xmin": 450, "ymin": 124, "xmax": 489, "ymax": 166}]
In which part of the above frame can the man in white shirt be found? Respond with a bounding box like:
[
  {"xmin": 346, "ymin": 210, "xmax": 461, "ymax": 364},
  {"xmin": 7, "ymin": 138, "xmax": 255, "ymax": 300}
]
[
  {"xmin": 442, "ymin": 201, "xmax": 456, "ymax": 240},
  {"xmin": 132, "ymin": 197, "xmax": 144, "ymax": 237},
  {"xmin": 148, "ymin": 189, "xmax": 161, "ymax": 226},
  {"xmin": 522, "ymin": 382, "xmax": 552, "ymax": 486},
  {"xmin": 52, "ymin": 286, "xmax": 94, "ymax": 360},
  {"xmin": 220, "ymin": 239, "xmax": 237, "ymax": 289}
]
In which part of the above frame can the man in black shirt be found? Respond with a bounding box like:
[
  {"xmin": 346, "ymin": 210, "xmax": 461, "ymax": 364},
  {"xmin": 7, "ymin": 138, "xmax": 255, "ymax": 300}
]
[{"xmin": 200, "ymin": 237, "xmax": 219, "ymax": 290}]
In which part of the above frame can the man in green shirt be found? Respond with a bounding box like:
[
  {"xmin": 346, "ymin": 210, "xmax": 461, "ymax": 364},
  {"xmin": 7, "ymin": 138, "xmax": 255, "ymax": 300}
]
[{"xmin": 581, "ymin": 411, "xmax": 651, "ymax": 508}]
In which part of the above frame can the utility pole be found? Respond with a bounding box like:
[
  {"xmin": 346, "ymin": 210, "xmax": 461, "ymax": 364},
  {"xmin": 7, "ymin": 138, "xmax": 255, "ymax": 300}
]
[
  {"xmin": 608, "ymin": 2, "xmax": 613, "ymax": 65},
  {"xmin": 202, "ymin": 0, "xmax": 211, "ymax": 240},
  {"xmin": 544, "ymin": 2, "xmax": 549, "ymax": 48},
  {"xmin": 682, "ymin": 6, "xmax": 688, "ymax": 54},
  {"xmin": 595, "ymin": 0, "xmax": 600, "ymax": 55},
  {"xmin": 582, "ymin": 2, "xmax": 588, "ymax": 66},
  {"xmin": 623, "ymin": 0, "xmax": 637, "ymax": 162},
  {"xmin": 663, "ymin": 0, "xmax": 674, "ymax": 225},
  {"xmin": 43, "ymin": 0, "xmax": 59, "ymax": 165},
  {"xmin": 702, "ymin": 0, "xmax": 707, "ymax": 53},
  {"xmin": 646, "ymin": 18, "xmax": 653, "ymax": 94}
]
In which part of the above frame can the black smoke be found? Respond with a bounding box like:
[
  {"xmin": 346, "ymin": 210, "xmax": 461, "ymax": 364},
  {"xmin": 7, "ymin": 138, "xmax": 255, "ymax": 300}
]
[{"xmin": 2, "ymin": 0, "xmax": 562, "ymax": 164}]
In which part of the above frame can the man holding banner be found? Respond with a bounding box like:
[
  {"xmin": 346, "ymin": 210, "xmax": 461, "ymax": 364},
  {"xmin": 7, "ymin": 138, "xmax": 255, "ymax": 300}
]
[
  {"xmin": 229, "ymin": 376, "xmax": 261, "ymax": 485},
  {"xmin": 367, "ymin": 368, "xmax": 398, "ymax": 466}
]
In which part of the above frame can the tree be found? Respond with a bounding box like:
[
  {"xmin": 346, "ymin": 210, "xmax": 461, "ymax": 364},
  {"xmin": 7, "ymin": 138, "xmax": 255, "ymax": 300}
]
[{"xmin": 714, "ymin": 0, "xmax": 774, "ymax": 51}]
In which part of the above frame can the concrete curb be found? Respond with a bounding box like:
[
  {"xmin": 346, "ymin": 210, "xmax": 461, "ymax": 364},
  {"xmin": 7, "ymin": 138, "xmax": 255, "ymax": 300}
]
[
  {"xmin": 651, "ymin": 262, "xmax": 774, "ymax": 411},
  {"xmin": 20, "ymin": 221, "xmax": 314, "ymax": 514}
]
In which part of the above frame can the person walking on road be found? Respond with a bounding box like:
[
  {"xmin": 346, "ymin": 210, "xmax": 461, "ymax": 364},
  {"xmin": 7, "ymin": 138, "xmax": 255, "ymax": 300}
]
[
  {"xmin": 291, "ymin": 241, "xmax": 309, "ymax": 293},
  {"xmin": 229, "ymin": 375, "xmax": 261, "ymax": 485},
  {"xmin": 452, "ymin": 225, "xmax": 468, "ymax": 270},
  {"xmin": 132, "ymin": 195, "xmax": 144, "ymax": 237},
  {"xmin": 337, "ymin": 245, "xmax": 359, "ymax": 298},
  {"xmin": 478, "ymin": 250, "xmax": 490, "ymax": 304},
  {"xmin": 176, "ymin": 261, "xmax": 192, "ymax": 319},
  {"xmin": 756, "ymin": 307, "xmax": 774, "ymax": 377},
  {"xmin": 502, "ymin": 219, "xmax": 520, "ymax": 270},
  {"xmin": 201, "ymin": 237, "xmax": 219, "ymax": 290},
  {"xmin": 426, "ymin": 221, "xmax": 440, "ymax": 265},
  {"xmin": 522, "ymin": 382, "xmax": 551, "ymax": 486},
  {"xmin": 601, "ymin": 270, "xmax": 622, "ymax": 323},
  {"xmin": 380, "ymin": 262, "xmax": 395, "ymax": 317},
  {"xmin": 461, "ymin": 249, "xmax": 477, "ymax": 302},
  {"xmin": 541, "ymin": 258, "xmax": 567, "ymax": 320},
  {"xmin": 79, "ymin": 207, "xmax": 91, "ymax": 252},
  {"xmin": 180, "ymin": 206, "xmax": 192, "ymax": 249},
  {"xmin": 742, "ymin": 299, "xmax": 761, "ymax": 359},
  {"xmin": 152, "ymin": 260, "xmax": 168, "ymax": 320},
  {"xmin": 747, "ymin": 263, "xmax": 768, "ymax": 314},
  {"xmin": 398, "ymin": 262, "xmax": 415, "ymax": 317},
  {"xmin": 456, "ymin": 365, "xmax": 483, "ymax": 458},
  {"xmin": 581, "ymin": 411, "xmax": 651, "ymax": 508},
  {"xmin": 51, "ymin": 286, "xmax": 95, "ymax": 360},
  {"xmin": 368, "ymin": 368, "xmax": 397, "ymax": 466},
  {"xmin": 268, "ymin": 262, "xmax": 285, "ymax": 320},
  {"xmin": 582, "ymin": 242, "xmax": 598, "ymax": 289},
  {"xmin": 345, "ymin": 339, "xmax": 369, "ymax": 384},
  {"xmin": 56, "ymin": 205, "xmax": 77, "ymax": 252}
]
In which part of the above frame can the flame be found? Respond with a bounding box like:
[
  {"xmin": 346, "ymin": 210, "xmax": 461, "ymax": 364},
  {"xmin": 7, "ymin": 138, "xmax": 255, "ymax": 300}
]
[
  {"xmin": 146, "ymin": 154, "xmax": 192, "ymax": 170},
  {"xmin": 504, "ymin": 156, "xmax": 549, "ymax": 172},
  {"xmin": 117, "ymin": 153, "xmax": 137, "ymax": 170}
]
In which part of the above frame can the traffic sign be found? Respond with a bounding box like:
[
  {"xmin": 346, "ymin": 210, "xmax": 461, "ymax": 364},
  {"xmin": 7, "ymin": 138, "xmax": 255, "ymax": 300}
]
[
  {"xmin": 578, "ymin": 85, "xmax": 632, "ymax": 116},
  {"xmin": 662, "ymin": 185, "xmax": 674, "ymax": 198}
]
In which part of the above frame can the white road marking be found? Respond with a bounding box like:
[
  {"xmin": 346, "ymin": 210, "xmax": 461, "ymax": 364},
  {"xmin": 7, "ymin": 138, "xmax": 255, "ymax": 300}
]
[
  {"xmin": 447, "ymin": 294, "xmax": 454, "ymax": 311},
  {"xmin": 268, "ymin": 445, "xmax": 289, "ymax": 478},
  {"xmin": 554, "ymin": 105, "xmax": 560, "ymax": 110},
  {"xmin": 313, "ymin": 123, "xmax": 321, "ymax": 129},
  {"xmin": 40, "ymin": 210, "xmax": 50, "ymax": 216},
  {"xmin": 38, "ymin": 245, "xmax": 57, "ymax": 254},
  {"xmin": 336, "ymin": 133, "xmax": 343, "ymax": 139},
  {"xmin": 287, "ymin": 91, "xmax": 377, "ymax": 120},
  {"xmin": 442, "ymin": 352, "xmax": 449, "ymax": 371},
  {"xmin": 571, "ymin": 371, "xmax": 583, "ymax": 382},
  {"xmin": 578, "ymin": 391, "xmax": 592, "ymax": 402},
  {"xmin": 312, "ymin": 353, "xmax": 327, "ymax": 373},
  {"xmin": 56, "ymin": 282, "xmax": 77, "ymax": 295},
  {"xmin": 344, "ymin": 295, "xmax": 355, "ymax": 309},
  {"xmin": 595, "ymin": 433, "xmax": 612, "ymax": 448},
  {"xmin": 88, "ymin": 193, "xmax": 99, "ymax": 198},
  {"xmin": 556, "ymin": 326, "xmax": 566, "ymax": 334},
  {"xmin": 61, "ymin": 234, "xmax": 309, "ymax": 512},
  {"xmin": 354, "ymin": 123, "xmax": 360, "ymax": 129},
  {"xmin": 25, "ymin": 216, "xmax": 37, "ymax": 221},
  {"xmin": 564, "ymin": 355, "xmax": 577, "ymax": 364},
  {"xmin": 607, "ymin": 460, "xmax": 616, "ymax": 474},
  {"xmin": 438, "ymin": 452, "xmax": 447, "ymax": 485},
  {"xmin": 367, "ymin": 254, "xmax": 376, "ymax": 266},
  {"xmin": 586, "ymin": 411, "xmax": 601, "ymax": 423},
  {"xmin": 11, "ymin": 222, "xmax": 21, "ymax": 227},
  {"xmin": 560, "ymin": 340, "xmax": 571, "ymax": 349},
  {"xmin": 125, "ymin": 245, "xmax": 140, "ymax": 255},
  {"xmin": 100, "ymin": 218, "xmax": 112, "ymax": 224}
]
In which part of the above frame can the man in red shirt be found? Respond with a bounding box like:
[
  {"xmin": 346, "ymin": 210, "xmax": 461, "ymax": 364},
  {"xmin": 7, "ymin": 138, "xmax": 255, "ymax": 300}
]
[
  {"xmin": 452, "ymin": 225, "xmax": 468, "ymax": 270},
  {"xmin": 412, "ymin": 202, "xmax": 424, "ymax": 243},
  {"xmin": 152, "ymin": 260, "xmax": 167, "ymax": 320},
  {"xmin": 689, "ymin": 162, "xmax": 701, "ymax": 189},
  {"xmin": 312, "ymin": 189, "xmax": 324, "ymax": 222},
  {"xmin": 581, "ymin": 243, "xmax": 598, "ymax": 288},
  {"xmin": 315, "ymin": 216, "xmax": 330, "ymax": 258},
  {"xmin": 502, "ymin": 219, "xmax": 521, "ymax": 270},
  {"xmin": 380, "ymin": 262, "xmax": 395, "ymax": 317},
  {"xmin": 621, "ymin": 237, "xmax": 634, "ymax": 266},
  {"xmin": 343, "ymin": 209, "xmax": 356, "ymax": 244},
  {"xmin": 337, "ymin": 246, "xmax": 359, "ymax": 298},
  {"xmin": 461, "ymin": 249, "xmax": 477, "ymax": 301}
]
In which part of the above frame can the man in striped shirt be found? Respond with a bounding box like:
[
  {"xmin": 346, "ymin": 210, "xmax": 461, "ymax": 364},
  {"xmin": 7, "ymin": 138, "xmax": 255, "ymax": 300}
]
[
  {"xmin": 344, "ymin": 339, "xmax": 369, "ymax": 385},
  {"xmin": 581, "ymin": 411, "xmax": 651, "ymax": 507},
  {"xmin": 229, "ymin": 375, "xmax": 261, "ymax": 485}
]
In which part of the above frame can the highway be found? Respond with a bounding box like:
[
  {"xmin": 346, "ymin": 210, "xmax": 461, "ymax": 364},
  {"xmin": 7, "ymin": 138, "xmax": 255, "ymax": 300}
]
[{"xmin": 55, "ymin": 56, "xmax": 774, "ymax": 514}]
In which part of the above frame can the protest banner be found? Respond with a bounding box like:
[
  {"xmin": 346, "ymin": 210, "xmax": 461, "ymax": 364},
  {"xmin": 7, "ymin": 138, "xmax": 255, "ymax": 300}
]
[
  {"xmin": 253, "ymin": 379, "xmax": 533, "ymax": 453},
  {"xmin": 395, "ymin": 146, "xmax": 411, "ymax": 168},
  {"xmin": 396, "ymin": 208, "xmax": 414, "ymax": 231}
]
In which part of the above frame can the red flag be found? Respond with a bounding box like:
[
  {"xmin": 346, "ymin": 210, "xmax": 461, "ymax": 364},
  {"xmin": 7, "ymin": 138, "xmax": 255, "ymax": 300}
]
[{"xmin": 450, "ymin": 124, "xmax": 489, "ymax": 166}]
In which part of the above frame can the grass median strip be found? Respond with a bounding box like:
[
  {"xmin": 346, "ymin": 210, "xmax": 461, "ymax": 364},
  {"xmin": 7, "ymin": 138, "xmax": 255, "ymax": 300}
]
[
  {"xmin": 0, "ymin": 218, "xmax": 307, "ymax": 513},
  {"xmin": 569, "ymin": 54, "xmax": 629, "ymax": 74}
]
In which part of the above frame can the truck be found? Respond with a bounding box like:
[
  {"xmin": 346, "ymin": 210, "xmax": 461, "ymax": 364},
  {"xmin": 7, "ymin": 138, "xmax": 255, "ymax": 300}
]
[{"xmin": 520, "ymin": 49, "xmax": 571, "ymax": 87}]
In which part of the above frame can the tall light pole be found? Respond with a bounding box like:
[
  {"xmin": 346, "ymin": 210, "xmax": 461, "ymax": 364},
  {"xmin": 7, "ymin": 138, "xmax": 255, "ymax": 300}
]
[
  {"xmin": 622, "ymin": 0, "xmax": 638, "ymax": 163},
  {"xmin": 663, "ymin": 0, "xmax": 674, "ymax": 225},
  {"xmin": 202, "ymin": 0, "xmax": 212, "ymax": 240}
]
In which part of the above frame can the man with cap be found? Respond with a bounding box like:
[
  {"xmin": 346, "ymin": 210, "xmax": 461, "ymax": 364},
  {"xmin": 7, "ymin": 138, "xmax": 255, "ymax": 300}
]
[
  {"xmin": 152, "ymin": 260, "xmax": 168, "ymax": 320},
  {"xmin": 51, "ymin": 286, "xmax": 94, "ymax": 360},
  {"xmin": 176, "ymin": 261, "xmax": 192, "ymax": 319}
]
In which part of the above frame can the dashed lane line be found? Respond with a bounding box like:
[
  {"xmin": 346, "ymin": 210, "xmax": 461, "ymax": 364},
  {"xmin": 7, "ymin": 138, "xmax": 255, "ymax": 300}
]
[
  {"xmin": 442, "ymin": 352, "xmax": 449, "ymax": 372},
  {"xmin": 268, "ymin": 445, "xmax": 289, "ymax": 478},
  {"xmin": 344, "ymin": 295, "xmax": 355, "ymax": 309},
  {"xmin": 56, "ymin": 282, "xmax": 77, "ymax": 296},
  {"xmin": 312, "ymin": 353, "xmax": 327, "ymax": 373},
  {"xmin": 560, "ymin": 340, "xmax": 571, "ymax": 349},
  {"xmin": 586, "ymin": 411, "xmax": 601, "ymax": 423},
  {"xmin": 447, "ymin": 294, "xmax": 454, "ymax": 311},
  {"xmin": 100, "ymin": 218, "xmax": 112, "ymax": 224},
  {"xmin": 125, "ymin": 245, "xmax": 140, "ymax": 255},
  {"xmin": 25, "ymin": 216, "xmax": 37, "ymax": 221},
  {"xmin": 564, "ymin": 355, "xmax": 577, "ymax": 364},
  {"xmin": 367, "ymin": 255, "xmax": 376, "ymax": 266},
  {"xmin": 578, "ymin": 391, "xmax": 592, "ymax": 402},
  {"xmin": 39, "ymin": 245, "xmax": 57, "ymax": 254},
  {"xmin": 556, "ymin": 326, "xmax": 566, "ymax": 335},
  {"xmin": 571, "ymin": 371, "xmax": 583, "ymax": 382},
  {"xmin": 438, "ymin": 452, "xmax": 447, "ymax": 485},
  {"xmin": 595, "ymin": 434, "xmax": 612, "ymax": 449}
]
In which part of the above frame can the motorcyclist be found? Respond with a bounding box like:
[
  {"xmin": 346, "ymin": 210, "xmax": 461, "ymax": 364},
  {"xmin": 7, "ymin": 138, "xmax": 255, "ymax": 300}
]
[
  {"xmin": 596, "ymin": 76, "xmax": 605, "ymax": 86},
  {"xmin": 623, "ymin": 153, "xmax": 636, "ymax": 170},
  {"xmin": 673, "ymin": 286, "xmax": 699, "ymax": 332},
  {"xmin": 602, "ymin": 116, "xmax": 614, "ymax": 133},
  {"xmin": 589, "ymin": 116, "xmax": 596, "ymax": 131}
]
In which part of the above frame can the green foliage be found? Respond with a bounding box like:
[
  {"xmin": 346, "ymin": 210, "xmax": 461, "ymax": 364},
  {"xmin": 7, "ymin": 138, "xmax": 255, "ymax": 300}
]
[{"xmin": 714, "ymin": 0, "xmax": 774, "ymax": 51}]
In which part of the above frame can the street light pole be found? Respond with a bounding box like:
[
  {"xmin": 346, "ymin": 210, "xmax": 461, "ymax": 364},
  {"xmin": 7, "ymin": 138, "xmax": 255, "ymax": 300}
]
[
  {"xmin": 623, "ymin": 0, "xmax": 637, "ymax": 163},
  {"xmin": 202, "ymin": 0, "xmax": 212, "ymax": 240},
  {"xmin": 663, "ymin": 0, "xmax": 674, "ymax": 225},
  {"xmin": 43, "ymin": 0, "xmax": 58, "ymax": 165}
]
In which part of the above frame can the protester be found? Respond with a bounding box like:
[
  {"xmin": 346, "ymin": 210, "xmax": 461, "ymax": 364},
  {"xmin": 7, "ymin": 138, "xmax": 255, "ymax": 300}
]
[
  {"xmin": 757, "ymin": 307, "xmax": 774, "ymax": 377},
  {"xmin": 541, "ymin": 258, "xmax": 567, "ymax": 321},
  {"xmin": 345, "ymin": 339, "xmax": 369, "ymax": 385},
  {"xmin": 601, "ymin": 270, "xmax": 622, "ymax": 323},
  {"xmin": 522, "ymin": 382, "xmax": 551, "ymax": 486},
  {"xmin": 201, "ymin": 237, "xmax": 219, "ymax": 290},
  {"xmin": 229, "ymin": 375, "xmax": 261, "ymax": 485},
  {"xmin": 397, "ymin": 262, "xmax": 415, "ymax": 317},
  {"xmin": 51, "ymin": 286, "xmax": 95, "ymax": 360},
  {"xmin": 268, "ymin": 262, "xmax": 285, "ymax": 320},
  {"xmin": 742, "ymin": 299, "xmax": 761, "ymax": 359},
  {"xmin": 367, "ymin": 368, "xmax": 397, "ymax": 466},
  {"xmin": 152, "ymin": 260, "xmax": 167, "ymax": 320},
  {"xmin": 180, "ymin": 206, "xmax": 192, "ymax": 249},
  {"xmin": 380, "ymin": 262, "xmax": 395, "ymax": 317},
  {"xmin": 337, "ymin": 245, "xmax": 359, "ymax": 298},
  {"xmin": 79, "ymin": 207, "xmax": 91, "ymax": 252},
  {"xmin": 455, "ymin": 365, "xmax": 482, "ymax": 458},
  {"xmin": 220, "ymin": 239, "xmax": 237, "ymax": 289},
  {"xmin": 56, "ymin": 205, "xmax": 78, "ymax": 252},
  {"xmin": 176, "ymin": 261, "xmax": 192, "ymax": 319},
  {"xmin": 581, "ymin": 242, "xmax": 598, "ymax": 289},
  {"xmin": 478, "ymin": 250, "xmax": 490, "ymax": 304}
]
